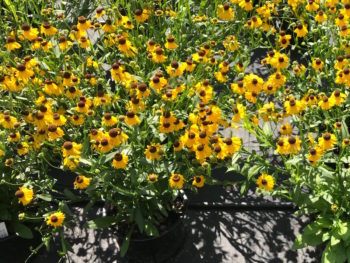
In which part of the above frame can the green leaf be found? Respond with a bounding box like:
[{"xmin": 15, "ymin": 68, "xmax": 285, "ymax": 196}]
[
  {"xmin": 322, "ymin": 239, "xmax": 346, "ymax": 263},
  {"xmin": 85, "ymin": 216, "xmax": 119, "ymax": 229},
  {"xmin": 134, "ymin": 207, "xmax": 144, "ymax": 234},
  {"xmin": 120, "ymin": 226, "xmax": 134, "ymax": 257},
  {"xmin": 79, "ymin": 158, "xmax": 92, "ymax": 166},
  {"xmin": 144, "ymin": 221, "xmax": 159, "ymax": 236},
  {"xmin": 63, "ymin": 189, "xmax": 79, "ymax": 201},
  {"xmin": 247, "ymin": 164, "xmax": 262, "ymax": 179},
  {"xmin": 13, "ymin": 222, "xmax": 33, "ymax": 239},
  {"xmin": 293, "ymin": 222, "xmax": 324, "ymax": 249},
  {"xmin": 335, "ymin": 221, "xmax": 350, "ymax": 242},
  {"xmin": 346, "ymin": 245, "xmax": 350, "ymax": 260},
  {"xmin": 37, "ymin": 194, "xmax": 52, "ymax": 202},
  {"xmin": 3, "ymin": 0, "xmax": 18, "ymax": 22},
  {"xmin": 286, "ymin": 157, "xmax": 302, "ymax": 166},
  {"xmin": 262, "ymin": 123, "xmax": 273, "ymax": 137}
]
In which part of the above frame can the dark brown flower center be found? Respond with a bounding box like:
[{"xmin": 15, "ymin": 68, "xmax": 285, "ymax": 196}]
[
  {"xmin": 63, "ymin": 141, "xmax": 73, "ymax": 150},
  {"xmin": 126, "ymin": 110, "xmax": 135, "ymax": 118},
  {"xmin": 323, "ymin": 133, "xmax": 331, "ymax": 140},
  {"xmin": 114, "ymin": 153, "xmax": 123, "ymax": 161},
  {"xmin": 288, "ymin": 136, "xmax": 296, "ymax": 144},
  {"xmin": 75, "ymin": 176, "xmax": 84, "ymax": 184},
  {"xmin": 48, "ymin": 124, "xmax": 57, "ymax": 132},
  {"xmin": 149, "ymin": 146, "xmax": 157, "ymax": 153},
  {"xmin": 15, "ymin": 190, "xmax": 24, "ymax": 198}
]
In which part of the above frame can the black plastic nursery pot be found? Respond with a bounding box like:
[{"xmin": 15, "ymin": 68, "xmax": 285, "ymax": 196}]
[
  {"xmin": 124, "ymin": 216, "xmax": 187, "ymax": 263},
  {"xmin": 0, "ymin": 227, "xmax": 42, "ymax": 262},
  {"xmin": 118, "ymin": 192, "xmax": 188, "ymax": 263}
]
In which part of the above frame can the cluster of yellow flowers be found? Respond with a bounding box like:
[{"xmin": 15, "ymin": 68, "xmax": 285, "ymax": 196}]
[{"xmin": 1, "ymin": 0, "xmax": 350, "ymax": 236}]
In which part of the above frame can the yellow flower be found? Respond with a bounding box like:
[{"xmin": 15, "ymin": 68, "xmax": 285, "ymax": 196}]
[
  {"xmin": 214, "ymin": 143, "xmax": 229, "ymax": 159},
  {"xmin": 46, "ymin": 212, "xmax": 65, "ymax": 228},
  {"xmin": 125, "ymin": 110, "xmax": 140, "ymax": 126},
  {"xmin": 231, "ymin": 81, "xmax": 245, "ymax": 95},
  {"xmin": 318, "ymin": 95, "xmax": 334, "ymax": 110},
  {"xmin": 8, "ymin": 132, "xmax": 21, "ymax": 142},
  {"xmin": 223, "ymin": 137, "xmax": 241, "ymax": 156},
  {"xmin": 17, "ymin": 142, "xmax": 29, "ymax": 155},
  {"xmin": 102, "ymin": 20, "xmax": 116, "ymax": 33},
  {"xmin": 329, "ymin": 89, "xmax": 346, "ymax": 106},
  {"xmin": 276, "ymin": 137, "xmax": 288, "ymax": 155},
  {"xmin": 5, "ymin": 36, "xmax": 21, "ymax": 51},
  {"xmin": 112, "ymin": 153, "xmax": 128, "ymax": 169},
  {"xmin": 95, "ymin": 7, "xmax": 105, "ymax": 18},
  {"xmin": 318, "ymin": 133, "xmax": 337, "ymax": 151},
  {"xmin": 15, "ymin": 187, "xmax": 34, "ymax": 206},
  {"xmin": 71, "ymin": 114, "xmax": 84, "ymax": 126},
  {"xmin": 134, "ymin": 9, "xmax": 149, "ymax": 23},
  {"xmin": 148, "ymin": 173, "xmax": 158, "ymax": 183},
  {"xmin": 173, "ymin": 140, "xmax": 183, "ymax": 152},
  {"xmin": 16, "ymin": 64, "xmax": 34, "ymax": 80},
  {"xmin": 238, "ymin": 0, "xmax": 253, "ymax": 11},
  {"xmin": 192, "ymin": 175, "xmax": 205, "ymax": 188},
  {"xmin": 312, "ymin": 58, "xmax": 324, "ymax": 70},
  {"xmin": 48, "ymin": 125, "xmax": 65, "ymax": 141},
  {"xmin": 232, "ymin": 103, "xmax": 246, "ymax": 123},
  {"xmin": 294, "ymin": 23, "xmax": 308, "ymax": 38},
  {"xmin": 308, "ymin": 147, "xmax": 322, "ymax": 166},
  {"xmin": 169, "ymin": 173, "xmax": 185, "ymax": 189},
  {"xmin": 270, "ymin": 53, "xmax": 289, "ymax": 70},
  {"xmin": 151, "ymin": 47, "xmax": 167, "ymax": 63},
  {"xmin": 102, "ymin": 113, "xmax": 118, "ymax": 127},
  {"xmin": 77, "ymin": 16, "xmax": 91, "ymax": 31},
  {"xmin": 285, "ymin": 135, "xmax": 301, "ymax": 154},
  {"xmin": 278, "ymin": 31, "xmax": 291, "ymax": 49},
  {"xmin": 284, "ymin": 98, "xmax": 302, "ymax": 115},
  {"xmin": 257, "ymin": 174, "xmax": 274, "ymax": 191},
  {"xmin": 342, "ymin": 138, "xmax": 350, "ymax": 148},
  {"xmin": 247, "ymin": 16, "xmax": 262, "ymax": 29},
  {"xmin": 315, "ymin": 11, "xmax": 327, "ymax": 23},
  {"xmin": 74, "ymin": 175, "xmax": 91, "ymax": 189},
  {"xmin": 62, "ymin": 141, "xmax": 82, "ymax": 158},
  {"xmin": 223, "ymin": 35, "xmax": 239, "ymax": 51},
  {"xmin": 194, "ymin": 144, "xmax": 212, "ymax": 163},
  {"xmin": 166, "ymin": 61, "xmax": 184, "ymax": 77},
  {"xmin": 58, "ymin": 36, "xmax": 72, "ymax": 51},
  {"xmin": 117, "ymin": 36, "xmax": 137, "ymax": 57},
  {"xmin": 280, "ymin": 123, "xmax": 292, "ymax": 135},
  {"xmin": 21, "ymin": 24, "xmax": 38, "ymax": 41},
  {"xmin": 164, "ymin": 36, "xmax": 178, "ymax": 49},
  {"xmin": 40, "ymin": 22, "xmax": 57, "ymax": 36},
  {"xmin": 145, "ymin": 143, "xmax": 162, "ymax": 160},
  {"xmin": 52, "ymin": 113, "xmax": 67, "ymax": 126},
  {"xmin": 79, "ymin": 36, "xmax": 91, "ymax": 49}
]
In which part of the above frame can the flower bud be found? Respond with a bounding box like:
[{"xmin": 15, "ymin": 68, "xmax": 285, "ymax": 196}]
[
  {"xmin": 18, "ymin": 213, "xmax": 25, "ymax": 220},
  {"xmin": 201, "ymin": 162, "xmax": 209, "ymax": 168}
]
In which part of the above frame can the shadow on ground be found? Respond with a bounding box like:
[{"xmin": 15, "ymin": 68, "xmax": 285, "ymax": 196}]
[{"xmin": 31, "ymin": 205, "xmax": 321, "ymax": 263}]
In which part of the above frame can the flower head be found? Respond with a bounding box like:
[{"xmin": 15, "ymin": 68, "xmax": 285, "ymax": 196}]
[{"xmin": 46, "ymin": 212, "xmax": 65, "ymax": 228}]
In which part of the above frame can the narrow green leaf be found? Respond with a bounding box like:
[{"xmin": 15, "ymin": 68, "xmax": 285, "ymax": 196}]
[
  {"xmin": 85, "ymin": 216, "xmax": 118, "ymax": 229},
  {"xmin": 144, "ymin": 221, "xmax": 159, "ymax": 236},
  {"xmin": 134, "ymin": 207, "xmax": 145, "ymax": 233},
  {"xmin": 37, "ymin": 194, "xmax": 52, "ymax": 202},
  {"xmin": 13, "ymin": 222, "xmax": 33, "ymax": 239},
  {"xmin": 120, "ymin": 225, "xmax": 134, "ymax": 257}
]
